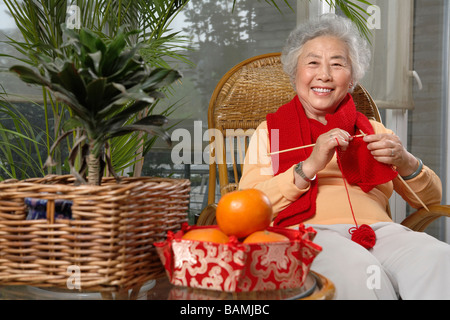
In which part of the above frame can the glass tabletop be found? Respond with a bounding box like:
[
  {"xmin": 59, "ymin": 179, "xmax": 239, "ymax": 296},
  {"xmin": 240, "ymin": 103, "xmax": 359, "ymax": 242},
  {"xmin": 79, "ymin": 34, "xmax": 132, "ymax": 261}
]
[
  {"xmin": 0, "ymin": 273, "xmax": 318, "ymax": 300},
  {"xmin": 148, "ymin": 273, "xmax": 317, "ymax": 300}
]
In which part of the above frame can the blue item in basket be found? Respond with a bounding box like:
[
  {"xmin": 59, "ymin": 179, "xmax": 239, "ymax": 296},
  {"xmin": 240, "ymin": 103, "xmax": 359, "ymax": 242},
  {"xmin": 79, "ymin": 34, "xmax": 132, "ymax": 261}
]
[{"xmin": 25, "ymin": 198, "xmax": 73, "ymax": 220}]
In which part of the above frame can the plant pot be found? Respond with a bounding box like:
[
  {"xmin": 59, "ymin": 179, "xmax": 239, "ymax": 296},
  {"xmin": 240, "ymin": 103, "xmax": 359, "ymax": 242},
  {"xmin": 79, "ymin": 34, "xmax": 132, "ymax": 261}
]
[{"xmin": 0, "ymin": 175, "xmax": 190, "ymax": 293}]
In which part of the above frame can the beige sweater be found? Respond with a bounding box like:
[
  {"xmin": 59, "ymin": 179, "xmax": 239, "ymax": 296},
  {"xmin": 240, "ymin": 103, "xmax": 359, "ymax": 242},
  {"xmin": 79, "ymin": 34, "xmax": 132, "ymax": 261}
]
[{"xmin": 239, "ymin": 120, "xmax": 442, "ymax": 226}]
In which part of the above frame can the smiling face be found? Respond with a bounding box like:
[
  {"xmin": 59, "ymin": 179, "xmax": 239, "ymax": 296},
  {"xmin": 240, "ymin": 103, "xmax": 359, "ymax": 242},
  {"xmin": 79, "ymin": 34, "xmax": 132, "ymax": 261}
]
[{"xmin": 295, "ymin": 36, "xmax": 353, "ymax": 123}]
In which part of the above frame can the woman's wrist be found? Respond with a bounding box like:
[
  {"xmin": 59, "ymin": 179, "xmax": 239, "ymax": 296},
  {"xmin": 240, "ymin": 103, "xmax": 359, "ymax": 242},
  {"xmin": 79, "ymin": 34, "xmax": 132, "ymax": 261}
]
[
  {"xmin": 293, "ymin": 159, "xmax": 318, "ymax": 188},
  {"xmin": 401, "ymin": 157, "xmax": 423, "ymax": 181},
  {"xmin": 396, "ymin": 152, "xmax": 418, "ymax": 176},
  {"xmin": 295, "ymin": 161, "xmax": 316, "ymax": 182},
  {"xmin": 297, "ymin": 159, "xmax": 319, "ymax": 181}
]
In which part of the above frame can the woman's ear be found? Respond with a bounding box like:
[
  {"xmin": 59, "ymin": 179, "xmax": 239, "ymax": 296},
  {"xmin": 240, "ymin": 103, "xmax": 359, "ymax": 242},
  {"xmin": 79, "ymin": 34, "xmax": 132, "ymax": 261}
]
[{"xmin": 348, "ymin": 81, "xmax": 356, "ymax": 93}]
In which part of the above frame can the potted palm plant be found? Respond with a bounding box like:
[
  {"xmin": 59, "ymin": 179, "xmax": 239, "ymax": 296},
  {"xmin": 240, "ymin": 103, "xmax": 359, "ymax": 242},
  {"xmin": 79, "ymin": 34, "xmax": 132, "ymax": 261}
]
[
  {"xmin": 0, "ymin": 25, "xmax": 191, "ymax": 294},
  {"xmin": 10, "ymin": 26, "xmax": 179, "ymax": 186}
]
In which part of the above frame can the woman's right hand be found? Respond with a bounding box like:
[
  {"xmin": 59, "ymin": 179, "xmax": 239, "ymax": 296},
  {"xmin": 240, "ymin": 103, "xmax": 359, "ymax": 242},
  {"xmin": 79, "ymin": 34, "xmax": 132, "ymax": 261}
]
[{"xmin": 294, "ymin": 129, "xmax": 351, "ymax": 187}]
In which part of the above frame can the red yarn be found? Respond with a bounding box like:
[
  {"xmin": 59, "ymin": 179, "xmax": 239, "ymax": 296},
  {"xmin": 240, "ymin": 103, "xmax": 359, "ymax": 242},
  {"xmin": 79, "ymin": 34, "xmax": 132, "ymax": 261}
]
[
  {"xmin": 349, "ymin": 225, "xmax": 377, "ymax": 250},
  {"xmin": 336, "ymin": 146, "xmax": 377, "ymax": 250}
]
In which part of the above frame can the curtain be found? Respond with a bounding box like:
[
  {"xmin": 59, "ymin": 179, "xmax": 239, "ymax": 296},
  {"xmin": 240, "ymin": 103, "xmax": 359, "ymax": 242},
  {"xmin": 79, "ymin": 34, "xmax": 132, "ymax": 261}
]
[{"xmin": 361, "ymin": 0, "xmax": 417, "ymax": 110}]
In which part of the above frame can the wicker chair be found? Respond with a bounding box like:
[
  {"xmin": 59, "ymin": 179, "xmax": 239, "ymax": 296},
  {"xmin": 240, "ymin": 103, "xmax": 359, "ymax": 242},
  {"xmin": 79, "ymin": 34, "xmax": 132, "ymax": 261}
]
[{"xmin": 197, "ymin": 52, "xmax": 450, "ymax": 232}]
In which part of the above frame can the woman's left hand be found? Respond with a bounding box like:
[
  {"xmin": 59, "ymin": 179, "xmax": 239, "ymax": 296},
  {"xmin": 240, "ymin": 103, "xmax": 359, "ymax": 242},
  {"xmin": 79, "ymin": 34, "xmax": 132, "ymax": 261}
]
[{"xmin": 363, "ymin": 133, "xmax": 419, "ymax": 177}]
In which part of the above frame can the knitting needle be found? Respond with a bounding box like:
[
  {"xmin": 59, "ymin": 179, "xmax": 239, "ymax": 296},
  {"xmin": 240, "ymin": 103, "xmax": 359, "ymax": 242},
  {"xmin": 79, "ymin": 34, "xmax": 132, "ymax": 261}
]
[
  {"xmin": 268, "ymin": 134, "xmax": 366, "ymax": 156},
  {"xmin": 396, "ymin": 175, "xmax": 430, "ymax": 212},
  {"xmin": 267, "ymin": 129, "xmax": 430, "ymax": 212}
]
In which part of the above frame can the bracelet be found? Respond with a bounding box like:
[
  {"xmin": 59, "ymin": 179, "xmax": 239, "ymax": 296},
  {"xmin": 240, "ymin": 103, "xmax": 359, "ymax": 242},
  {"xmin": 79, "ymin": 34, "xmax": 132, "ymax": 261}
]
[
  {"xmin": 401, "ymin": 157, "xmax": 423, "ymax": 181},
  {"xmin": 295, "ymin": 161, "xmax": 317, "ymax": 182}
]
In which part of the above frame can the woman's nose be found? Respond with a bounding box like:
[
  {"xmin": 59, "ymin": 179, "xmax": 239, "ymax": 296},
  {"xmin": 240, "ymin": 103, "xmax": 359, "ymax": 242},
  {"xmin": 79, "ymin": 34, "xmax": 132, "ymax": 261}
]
[{"xmin": 317, "ymin": 66, "xmax": 332, "ymax": 82}]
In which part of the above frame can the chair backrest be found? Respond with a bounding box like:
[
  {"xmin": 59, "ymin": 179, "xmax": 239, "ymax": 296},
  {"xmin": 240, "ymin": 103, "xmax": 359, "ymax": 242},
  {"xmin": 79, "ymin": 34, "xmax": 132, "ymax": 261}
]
[{"xmin": 206, "ymin": 52, "xmax": 382, "ymax": 205}]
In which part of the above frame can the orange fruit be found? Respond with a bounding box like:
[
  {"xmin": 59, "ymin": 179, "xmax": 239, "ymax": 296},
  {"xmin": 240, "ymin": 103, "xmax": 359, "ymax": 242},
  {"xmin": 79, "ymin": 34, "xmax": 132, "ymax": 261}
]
[
  {"xmin": 182, "ymin": 228, "xmax": 229, "ymax": 244},
  {"xmin": 243, "ymin": 230, "xmax": 289, "ymax": 244},
  {"xmin": 216, "ymin": 189, "xmax": 273, "ymax": 239}
]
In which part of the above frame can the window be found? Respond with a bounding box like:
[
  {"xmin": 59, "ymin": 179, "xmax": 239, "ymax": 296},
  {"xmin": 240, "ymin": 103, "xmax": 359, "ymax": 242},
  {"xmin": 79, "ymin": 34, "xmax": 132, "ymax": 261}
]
[
  {"xmin": 409, "ymin": 0, "xmax": 449, "ymax": 241},
  {"xmin": 0, "ymin": 1, "xmax": 42, "ymax": 102},
  {"xmin": 141, "ymin": 0, "xmax": 298, "ymax": 219}
]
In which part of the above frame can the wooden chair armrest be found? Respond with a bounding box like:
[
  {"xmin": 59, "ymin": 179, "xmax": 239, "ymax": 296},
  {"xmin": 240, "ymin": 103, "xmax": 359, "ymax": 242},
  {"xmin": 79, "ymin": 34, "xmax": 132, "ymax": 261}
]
[
  {"xmin": 400, "ymin": 205, "xmax": 450, "ymax": 232},
  {"xmin": 196, "ymin": 203, "xmax": 218, "ymax": 226},
  {"xmin": 197, "ymin": 183, "xmax": 238, "ymax": 226}
]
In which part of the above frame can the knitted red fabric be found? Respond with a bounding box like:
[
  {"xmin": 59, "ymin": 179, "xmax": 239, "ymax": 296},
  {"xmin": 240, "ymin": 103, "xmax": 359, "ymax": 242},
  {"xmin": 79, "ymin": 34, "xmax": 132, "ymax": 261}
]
[
  {"xmin": 267, "ymin": 94, "xmax": 398, "ymax": 228},
  {"xmin": 336, "ymin": 137, "xmax": 399, "ymax": 193}
]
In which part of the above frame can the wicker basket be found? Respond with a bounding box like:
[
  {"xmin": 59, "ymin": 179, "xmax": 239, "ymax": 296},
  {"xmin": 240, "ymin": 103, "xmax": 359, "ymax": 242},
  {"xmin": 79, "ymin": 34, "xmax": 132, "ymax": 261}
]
[{"xmin": 0, "ymin": 175, "xmax": 190, "ymax": 293}]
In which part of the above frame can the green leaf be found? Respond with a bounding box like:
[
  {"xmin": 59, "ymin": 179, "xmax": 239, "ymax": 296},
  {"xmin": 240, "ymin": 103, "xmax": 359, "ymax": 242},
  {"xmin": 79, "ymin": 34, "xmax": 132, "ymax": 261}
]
[
  {"xmin": 54, "ymin": 62, "xmax": 87, "ymax": 103},
  {"xmin": 102, "ymin": 100, "xmax": 151, "ymax": 129},
  {"xmin": 86, "ymin": 77, "xmax": 107, "ymax": 110},
  {"xmin": 9, "ymin": 65, "xmax": 49, "ymax": 86},
  {"xmin": 79, "ymin": 28, "xmax": 106, "ymax": 55},
  {"xmin": 50, "ymin": 89, "xmax": 91, "ymax": 122},
  {"xmin": 62, "ymin": 117, "xmax": 83, "ymax": 132},
  {"xmin": 141, "ymin": 68, "xmax": 181, "ymax": 92},
  {"xmin": 134, "ymin": 115, "xmax": 169, "ymax": 127},
  {"xmin": 61, "ymin": 25, "xmax": 83, "ymax": 55},
  {"xmin": 88, "ymin": 51, "xmax": 103, "ymax": 75},
  {"xmin": 325, "ymin": 0, "xmax": 373, "ymax": 44},
  {"xmin": 105, "ymin": 49, "xmax": 144, "ymax": 81},
  {"xmin": 108, "ymin": 124, "xmax": 172, "ymax": 147},
  {"xmin": 101, "ymin": 28, "xmax": 129, "ymax": 75}
]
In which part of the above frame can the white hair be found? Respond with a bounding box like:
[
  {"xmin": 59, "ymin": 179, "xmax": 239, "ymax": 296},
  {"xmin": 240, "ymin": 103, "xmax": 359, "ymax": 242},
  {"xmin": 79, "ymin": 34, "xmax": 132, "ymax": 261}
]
[{"xmin": 281, "ymin": 14, "xmax": 371, "ymax": 91}]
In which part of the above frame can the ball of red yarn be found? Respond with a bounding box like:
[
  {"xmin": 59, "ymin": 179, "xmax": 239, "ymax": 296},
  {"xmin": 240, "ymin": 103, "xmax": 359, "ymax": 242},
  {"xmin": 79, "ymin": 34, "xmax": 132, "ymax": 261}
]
[{"xmin": 349, "ymin": 224, "xmax": 376, "ymax": 250}]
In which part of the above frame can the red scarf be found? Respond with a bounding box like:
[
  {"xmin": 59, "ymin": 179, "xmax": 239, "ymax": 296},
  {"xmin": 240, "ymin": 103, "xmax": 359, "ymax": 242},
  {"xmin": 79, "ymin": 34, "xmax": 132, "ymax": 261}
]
[{"xmin": 267, "ymin": 94, "xmax": 398, "ymax": 228}]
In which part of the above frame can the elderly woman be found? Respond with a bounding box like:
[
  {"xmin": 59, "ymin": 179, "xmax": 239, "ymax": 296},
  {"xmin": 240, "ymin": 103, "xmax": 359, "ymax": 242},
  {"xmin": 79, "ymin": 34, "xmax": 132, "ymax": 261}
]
[{"xmin": 239, "ymin": 14, "xmax": 450, "ymax": 300}]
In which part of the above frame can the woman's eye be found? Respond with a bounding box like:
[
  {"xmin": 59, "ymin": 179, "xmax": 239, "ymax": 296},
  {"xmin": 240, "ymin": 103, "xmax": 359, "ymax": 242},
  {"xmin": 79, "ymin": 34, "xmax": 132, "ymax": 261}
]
[{"xmin": 332, "ymin": 62, "xmax": 347, "ymax": 67}]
